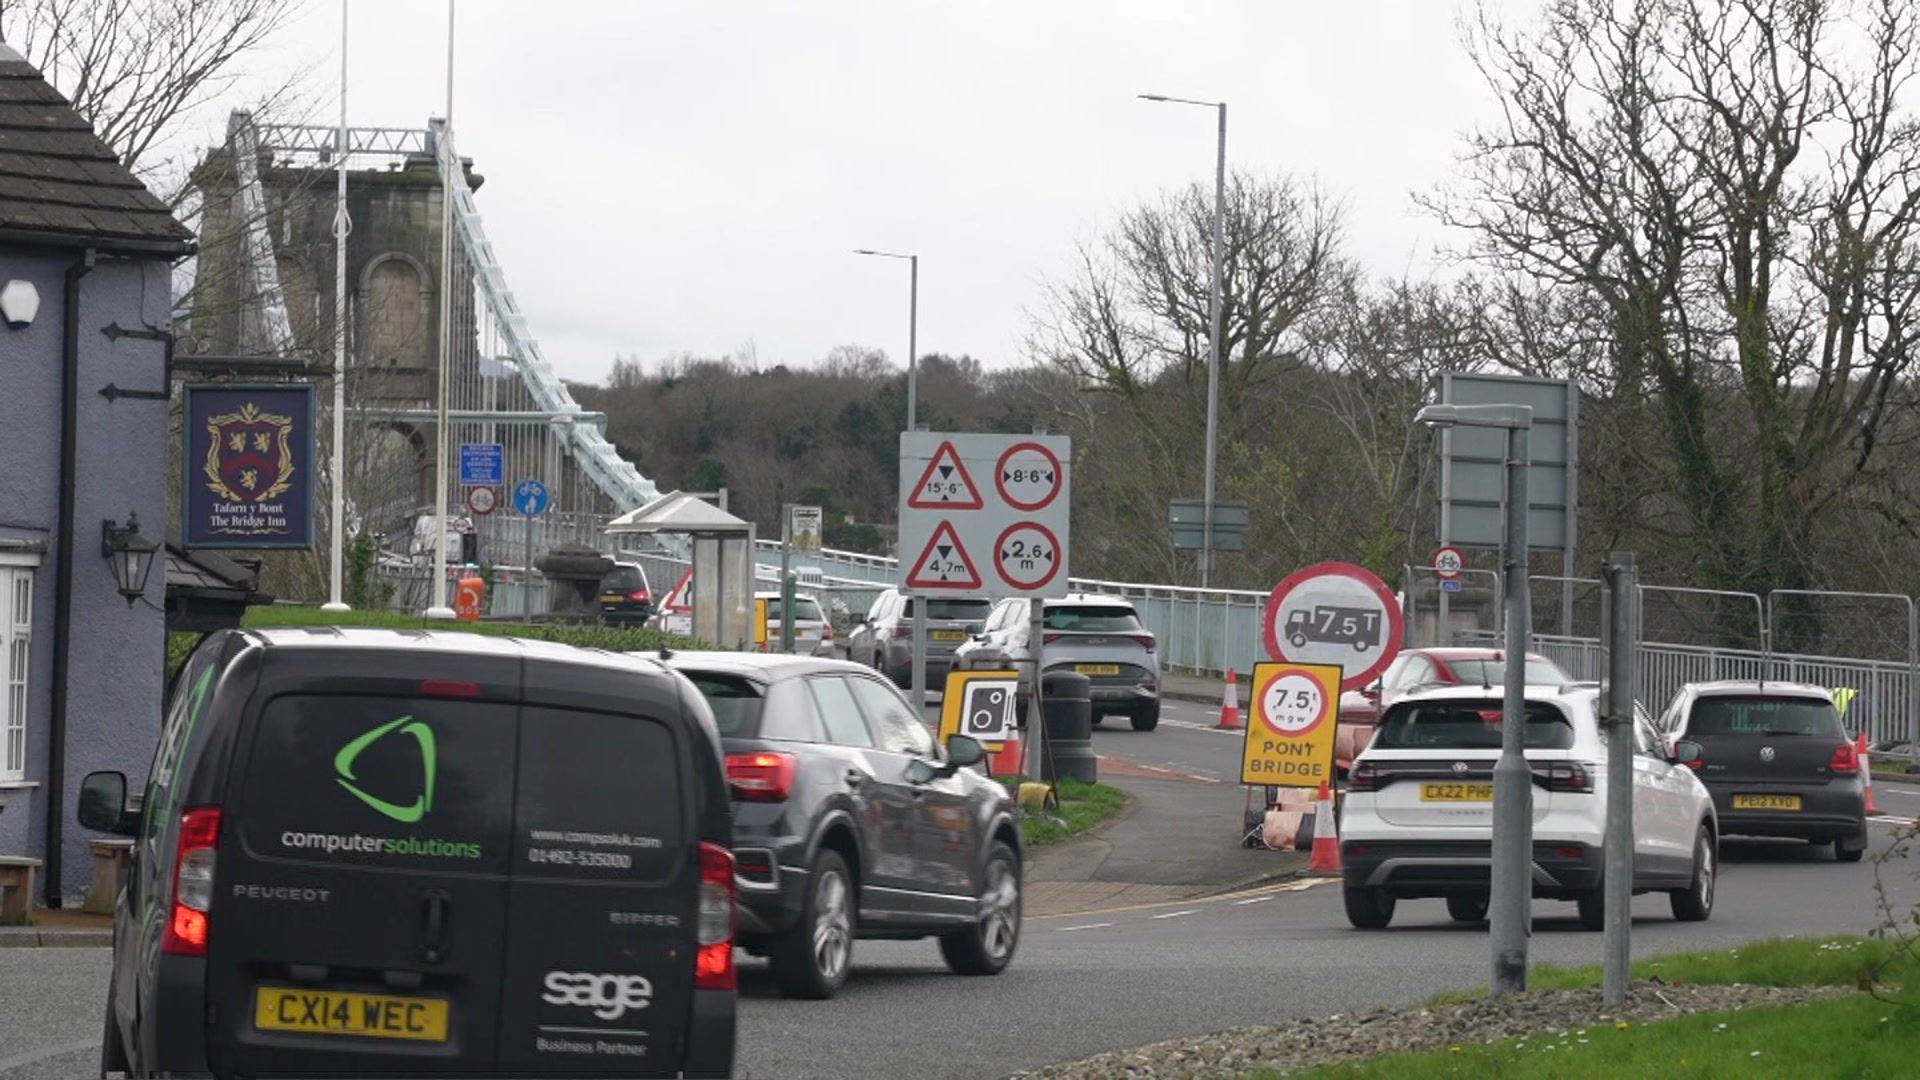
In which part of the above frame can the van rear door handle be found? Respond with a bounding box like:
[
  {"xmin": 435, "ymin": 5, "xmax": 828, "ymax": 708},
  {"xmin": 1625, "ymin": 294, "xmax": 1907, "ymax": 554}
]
[{"xmin": 419, "ymin": 890, "xmax": 452, "ymax": 965}]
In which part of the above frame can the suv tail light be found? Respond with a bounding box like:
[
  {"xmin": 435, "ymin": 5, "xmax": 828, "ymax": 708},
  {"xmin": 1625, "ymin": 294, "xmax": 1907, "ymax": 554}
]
[
  {"xmin": 726, "ymin": 752, "xmax": 797, "ymax": 802},
  {"xmin": 1533, "ymin": 761, "xmax": 1594, "ymax": 793},
  {"xmin": 1830, "ymin": 742, "xmax": 1859, "ymax": 775},
  {"xmin": 161, "ymin": 806, "xmax": 222, "ymax": 957},
  {"xmin": 1348, "ymin": 761, "xmax": 1381, "ymax": 792},
  {"xmin": 695, "ymin": 842, "xmax": 736, "ymax": 991},
  {"xmin": 1043, "ymin": 632, "xmax": 1064, "ymax": 644},
  {"xmin": 821, "ymin": 622, "xmax": 834, "ymax": 641},
  {"xmin": 627, "ymin": 589, "xmax": 651, "ymax": 604},
  {"xmin": 1129, "ymin": 633, "xmax": 1156, "ymax": 650}
]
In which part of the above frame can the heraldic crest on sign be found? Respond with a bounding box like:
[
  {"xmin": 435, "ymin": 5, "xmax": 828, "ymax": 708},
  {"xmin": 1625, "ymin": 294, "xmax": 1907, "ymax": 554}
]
[{"xmin": 201, "ymin": 401, "xmax": 297, "ymax": 505}]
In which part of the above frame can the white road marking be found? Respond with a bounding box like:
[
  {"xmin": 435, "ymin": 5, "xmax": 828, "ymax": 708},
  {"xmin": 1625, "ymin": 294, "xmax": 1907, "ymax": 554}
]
[
  {"xmin": 1164, "ymin": 719, "xmax": 1243, "ymax": 737},
  {"xmin": 1151, "ymin": 909, "xmax": 1197, "ymax": 920},
  {"xmin": 1235, "ymin": 894, "xmax": 1274, "ymax": 906},
  {"xmin": 1873, "ymin": 786, "xmax": 1919, "ymax": 798},
  {"xmin": 1059, "ymin": 922, "xmax": 1114, "ymax": 932}
]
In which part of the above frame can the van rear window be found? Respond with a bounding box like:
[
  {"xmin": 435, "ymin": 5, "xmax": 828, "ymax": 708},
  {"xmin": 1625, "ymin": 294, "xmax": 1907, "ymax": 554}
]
[
  {"xmin": 1373, "ymin": 701, "xmax": 1576, "ymax": 751},
  {"xmin": 512, "ymin": 706, "xmax": 682, "ymax": 880},
  {"xmin": 1689, "ymin": 696, "xmax": 1843, "ymax": 738},
  {"xmin": 1043, "ymin": 605, "xmax": 1142, "ymax": 632},
  {"xmin": 237, "ymin": 696, "xmax": 516, "ymax": 873}
]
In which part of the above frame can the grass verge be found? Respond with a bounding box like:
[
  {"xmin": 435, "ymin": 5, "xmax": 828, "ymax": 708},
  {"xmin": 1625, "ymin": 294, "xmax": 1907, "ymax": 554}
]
[
  {"xmin": 169, "ymin": 603, "xmax": 693, "ymax": 673},
  {"xmin": 999, "ymin": 777, "xmax": 1129, "ymax": 848},
  {"xmin": 1288, "ymin": 935, "xmax": 1916, "ymax": 1079}
]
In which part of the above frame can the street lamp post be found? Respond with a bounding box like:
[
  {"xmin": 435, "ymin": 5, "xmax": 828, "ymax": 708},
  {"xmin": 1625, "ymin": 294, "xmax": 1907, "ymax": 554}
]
[
  {"xmin": 853, "ymin": 248, "xmax": 919, "ymax": 431},
  {"xmin": 425, "ymin": 0, "xmax": 457, "ymax": 619},
  {"xmin": 1416, "ymin": 402, "xmax": 1534, "ymax": 996},
  {"xmin": 856, "ymin": 247, "xmax": 930, "ymax": 711},
  {"xmin": 322, "ymin": 0, "xmax": 352, "ymax": 613},
  {"xmin": 1139, "ymin": 93, "xmax": 1225, "ymax": 588}
]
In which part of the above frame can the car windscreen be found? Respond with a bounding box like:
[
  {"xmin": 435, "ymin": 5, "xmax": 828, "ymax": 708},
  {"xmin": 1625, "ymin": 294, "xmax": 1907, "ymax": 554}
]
[
  {"xmin": 767, "ymin": 598, "xmax": 824, "ymax": 622},
  {"xmin": 1042, "ymin": 605, "xmax": 1143, "ymax": 632},
  {"xmin": 684, "ymin": 674, "xmax": 765, "ymax": 737},
  {"xmin": 1688, "ymin": 695, "xmax": 1843, "ymax": 738},
  {"xmin": 599, "ymin": 566, "xmax": 644, "ymax": 592},
  {"xmin": 1444, "ymin": 658, "xmax": 1570, "ymax": 687},
  {"xmin": 904, "ymin": 598, "xmax": 993, "ymax": 621},
  {"xmin": 1372, "ymin": 701, "xmax": 1576, "ymax": 750}
]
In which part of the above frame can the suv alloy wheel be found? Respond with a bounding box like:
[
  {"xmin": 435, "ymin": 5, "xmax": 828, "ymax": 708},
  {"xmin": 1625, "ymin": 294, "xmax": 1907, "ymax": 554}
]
[
  {"xmin": 1670, "ymin": 825, "xmax": 1716, "ymax": 921},
  {"xmin": 772, "ymin": 849, "xmax": 855, "ymax": 999},
  {"xmin": 940, "ymin": 841, "xmax": 1021, "ymax": 975}
]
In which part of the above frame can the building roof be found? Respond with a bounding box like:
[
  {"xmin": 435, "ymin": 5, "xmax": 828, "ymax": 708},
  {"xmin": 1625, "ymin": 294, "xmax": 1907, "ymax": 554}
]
[{"xmin": 0, "ymin": 43, "xmax": 193, "ymax": 255}]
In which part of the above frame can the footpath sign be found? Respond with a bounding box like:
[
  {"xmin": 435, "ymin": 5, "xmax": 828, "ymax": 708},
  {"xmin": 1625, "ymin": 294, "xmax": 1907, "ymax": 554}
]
[
  {"xmin": 899, "ymin": 433, "xmax": 1071, "ymax": 597},
  {"xmin": 1240, "ymin": 661, "xmax": 1342, "ymax": 788},
  {"xmin": 790, "ymin": 505, "xmax": 823, "ymax": 554},
  {"xmin": 1262, "ymin": 561, "xmax": 1403, "ymax": 691}
]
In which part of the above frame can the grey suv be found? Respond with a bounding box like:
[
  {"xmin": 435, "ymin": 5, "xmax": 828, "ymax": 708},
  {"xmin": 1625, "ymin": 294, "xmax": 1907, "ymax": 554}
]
[
  {"xmin": 952, "ymin": 594, "xmax": 1161, "ymax": 730},
  {"xmin": 846, "ymin": 589, "xmax": 993, "ymax": 687}
]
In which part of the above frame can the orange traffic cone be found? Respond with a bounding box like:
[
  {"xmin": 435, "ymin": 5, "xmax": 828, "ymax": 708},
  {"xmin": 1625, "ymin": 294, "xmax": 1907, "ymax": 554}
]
[
  {"xmin": 1308, "ymin": 780, "xmax": 1343, "ymax": 873},
  {"xmin": 1858, "ymin": 734, "xmax": 1880, "ymax": 815},
  {"xmin": 1217, "ymin": 668, "xmax": 1242, "ymax": 730}
]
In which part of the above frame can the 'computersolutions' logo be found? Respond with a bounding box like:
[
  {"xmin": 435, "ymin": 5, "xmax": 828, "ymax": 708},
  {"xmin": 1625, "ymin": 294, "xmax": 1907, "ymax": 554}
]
[{"xmin": 334, "ymin": 715, "xmax": 436, "ymax": 823}]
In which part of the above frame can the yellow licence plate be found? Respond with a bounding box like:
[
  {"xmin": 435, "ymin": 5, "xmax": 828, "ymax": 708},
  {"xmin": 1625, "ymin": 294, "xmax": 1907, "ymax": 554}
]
[
  {"xmin": 599, "ymin": 593, "xmax": 627, "ymax": 603},
  {"xmin": 1420, "ymin": 782, "xmax": 1494, "ymax": 802},
  {"xmin": 1076, "ymin": 664, "xmax": 1120, "ymax": 676},
  {"xmin": 1732, "ymin": 793, "xmax": 1802, "ymax": 811},
  {"xmin": 932, "ymin": 630, "xmax": 967, "ymax": 642},
  {"xmin": 254, "ymin": 987, "xmax": 449, "ymax": 1042}
]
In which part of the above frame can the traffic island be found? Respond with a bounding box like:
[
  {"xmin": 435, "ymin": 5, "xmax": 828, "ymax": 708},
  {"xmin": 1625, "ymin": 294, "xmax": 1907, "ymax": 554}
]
[{"xmin": 1013, "ymin": 935, "xmax": 1911, "ymax": 1078}]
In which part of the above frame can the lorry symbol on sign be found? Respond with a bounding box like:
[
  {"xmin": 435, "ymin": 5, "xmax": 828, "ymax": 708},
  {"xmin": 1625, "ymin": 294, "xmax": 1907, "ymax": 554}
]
[{"xmin": 1284, "ymin": 605, "xmax": 1381, "ymax": 652}]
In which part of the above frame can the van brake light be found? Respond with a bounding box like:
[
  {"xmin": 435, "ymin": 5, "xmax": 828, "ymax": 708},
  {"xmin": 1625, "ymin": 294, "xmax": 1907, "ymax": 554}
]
[
  {"xmin": 695, "ymin": 842, "xmax": 736, "ymax": 991},
  {"xmin": 726, "ymin": 752, "xmax": 797, "ymax": 802},
  {"xmin": 419, "ymin": 679, "xmax": 481, "ymax": 699},
  {"xmin": 161, "ymin": 806, "xmax": 222, "ymax": 957}
]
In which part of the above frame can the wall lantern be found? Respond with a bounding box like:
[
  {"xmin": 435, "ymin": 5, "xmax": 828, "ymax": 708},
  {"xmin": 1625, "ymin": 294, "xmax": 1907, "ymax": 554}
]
[{"xmin": 102, "ymin": 511, "xmax": 160, "ymax": 605}]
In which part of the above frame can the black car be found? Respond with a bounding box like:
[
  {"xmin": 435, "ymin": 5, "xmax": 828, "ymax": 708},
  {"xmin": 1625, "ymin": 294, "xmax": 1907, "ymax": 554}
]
[
  {"xmin": 660, "ymin": 651, "xmax": 1024, "ymax": 999},
  {"xmin": 78, "ymin": 628, "xmax": 735, "ymax": 1078},
  {"xmin": 1662, "ymin": 680, "xmax": 1869, "ymax": 860},
  {"xmin": 598, "ymin": 561, "xmax": 655, "ymax": 626}
]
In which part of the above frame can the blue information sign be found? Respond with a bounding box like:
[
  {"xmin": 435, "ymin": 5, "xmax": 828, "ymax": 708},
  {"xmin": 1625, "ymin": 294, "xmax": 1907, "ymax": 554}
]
[
  {"xmin": 181, "ymin": 384, "xmax": 316, "ymax": 549},
  {"xmin": 459, "ymin": 442, "xmax": 504, "ymax": 486},
  {"xmin": 513, "ymin": 479, "xmax": 550, "ymax": 516}
]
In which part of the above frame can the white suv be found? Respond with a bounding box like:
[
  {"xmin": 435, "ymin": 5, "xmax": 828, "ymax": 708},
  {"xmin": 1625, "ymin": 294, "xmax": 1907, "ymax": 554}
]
[{"xmin": 1338, "ymin": 684, "xmax": 1718, "ymax": 930}]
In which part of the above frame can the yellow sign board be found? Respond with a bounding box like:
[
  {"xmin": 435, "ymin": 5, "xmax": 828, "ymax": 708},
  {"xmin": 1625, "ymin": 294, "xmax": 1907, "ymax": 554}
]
[
  {"xmin": 753, "ymin": 598, "xmax": 769, "ymax": 648},
  {"xmin": 938, "ymin": 670, "xmax": 1022, "ymax": 746},
  {"xmin": 1240, "ymin": 661, "xmax": 1342, "ymax": 788}
]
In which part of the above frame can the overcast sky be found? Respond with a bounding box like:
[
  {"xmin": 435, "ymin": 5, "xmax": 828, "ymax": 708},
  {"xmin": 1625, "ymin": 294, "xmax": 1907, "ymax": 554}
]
[{"xmin": 250, "ymin": 0, "xmax": 1539, "ymax": 384}]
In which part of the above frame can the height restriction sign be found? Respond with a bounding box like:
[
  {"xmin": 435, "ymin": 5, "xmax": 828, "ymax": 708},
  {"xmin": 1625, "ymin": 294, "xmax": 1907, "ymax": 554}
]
[
  {"xmin": 899, "ymin": 432, "xmax": 1071, "ymax": 597},
  {"xmin": 1240, "ymin": 661, "xmax": 1342, "ymax": 788}
]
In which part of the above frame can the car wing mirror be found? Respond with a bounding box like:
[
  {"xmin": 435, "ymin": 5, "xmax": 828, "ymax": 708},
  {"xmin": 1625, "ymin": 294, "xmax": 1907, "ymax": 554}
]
[
  {"xmin": 945, "ymin": 734, "xmax": 986, "ymax": 770},
  {"xmin": 1670, "ymin": 739, "xmax": 1703, "ymax": 767},
  {"xmin": 78, "ymin": 770, "xmax": 140, "ymax": 836}
]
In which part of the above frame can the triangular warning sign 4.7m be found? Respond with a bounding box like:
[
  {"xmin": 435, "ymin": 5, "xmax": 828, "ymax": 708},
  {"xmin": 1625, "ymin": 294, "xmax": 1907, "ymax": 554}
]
[
  {"xmin": 905, "ymin": 520, "xmax": 984, "ymax": 590},
  {"xmin": 907, "ymin": 441, "xmax": 984, "ymax": 509}
]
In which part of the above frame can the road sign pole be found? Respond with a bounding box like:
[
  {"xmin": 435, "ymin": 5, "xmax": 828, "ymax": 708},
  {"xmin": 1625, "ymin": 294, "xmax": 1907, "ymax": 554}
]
[
  {"xmin": 912, "ymin": 602, "xmax": 928, "ymax": 709},
  {"xmin": 1602, "ymin": 551, "xmax": 1638, "ymax": 1006},
  {"xmin": 780, "ymin": 505, "xmax": 795, "ymax": 654},
  {"xmin": 522, "ymin": 506, "xmax": 534, "ymax": 619},
  {"xmin": 1490, "ymin": 421, "xmax": 1533, "ymax": 996},
  {"xmin": 1024, "ymin": 602, "xmax": 1046, "ymax": 780}
]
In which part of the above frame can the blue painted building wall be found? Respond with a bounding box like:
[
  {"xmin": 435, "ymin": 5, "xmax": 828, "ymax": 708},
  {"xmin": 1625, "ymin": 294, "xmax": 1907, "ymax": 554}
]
[{"xmin": 0, "ymin": 248, "xmax": 172, "ymax": 901}]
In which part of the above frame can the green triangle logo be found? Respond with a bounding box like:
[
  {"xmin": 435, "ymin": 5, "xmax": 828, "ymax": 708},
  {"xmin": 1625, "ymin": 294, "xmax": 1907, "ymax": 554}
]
[{"xmin": 334, "ymin": 715, "xmax": 436, "ymax": 823}]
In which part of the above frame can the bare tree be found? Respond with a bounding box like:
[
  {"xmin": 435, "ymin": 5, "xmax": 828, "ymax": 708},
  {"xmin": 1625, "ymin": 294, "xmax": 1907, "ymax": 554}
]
[
  {"xmin": 2, "ymin": 0, "xmax": 307, "ymax": 183},
  {"xmin": 1431, "ymin": 0, "xmax": 1920, "ymax": 595}
]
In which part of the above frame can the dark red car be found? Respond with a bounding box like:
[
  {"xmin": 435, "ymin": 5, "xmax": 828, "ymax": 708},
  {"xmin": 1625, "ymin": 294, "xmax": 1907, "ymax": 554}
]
[{"xmin": 1334, "ymin": 647, "xmax": 1574, "ymax": 770}]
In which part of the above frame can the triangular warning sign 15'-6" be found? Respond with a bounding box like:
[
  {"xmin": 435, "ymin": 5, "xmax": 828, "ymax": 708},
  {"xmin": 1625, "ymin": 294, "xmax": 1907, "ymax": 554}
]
[
  {"xmin": 905, "ymin": 520, "xmax": 984, "ymax": 590},
  {"xmin": 907, "ymin": 440, "xmax": 984, "ymax": 509}
]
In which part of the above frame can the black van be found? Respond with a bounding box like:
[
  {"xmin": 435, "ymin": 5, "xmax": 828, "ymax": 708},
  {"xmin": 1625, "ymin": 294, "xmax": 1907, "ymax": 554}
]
[{"xmin": 77, "ymin": 628, "xmax": 734, "ymax": 1078}]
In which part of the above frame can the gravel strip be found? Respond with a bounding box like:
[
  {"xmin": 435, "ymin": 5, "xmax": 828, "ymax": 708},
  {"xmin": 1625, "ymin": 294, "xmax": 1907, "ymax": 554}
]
[{"xmin": 1013, "ymin": 981, "xmax": 1849, "ymax": 1078}]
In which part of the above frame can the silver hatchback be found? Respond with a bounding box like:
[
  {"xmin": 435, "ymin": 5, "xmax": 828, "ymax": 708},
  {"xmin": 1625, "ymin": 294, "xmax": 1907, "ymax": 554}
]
[{"xmin": 952, "ymin": 594, "xmax": 1161, "ymax": 730}]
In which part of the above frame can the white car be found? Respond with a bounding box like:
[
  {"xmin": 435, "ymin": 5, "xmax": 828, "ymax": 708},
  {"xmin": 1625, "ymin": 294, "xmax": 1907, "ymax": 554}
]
[
  {"xmin": 757, "ymin": 590, "xmax": 834, "ymax": 656},
  {"xmin": 1338, "ymin": 684, "xmax": 1718, "ymax": 930}
]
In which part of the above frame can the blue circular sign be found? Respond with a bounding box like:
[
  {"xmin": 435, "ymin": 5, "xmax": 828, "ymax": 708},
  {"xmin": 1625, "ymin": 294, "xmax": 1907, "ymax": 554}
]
[{"xmin": 513, "ymin": 478, "xmax": 550, "ymax": 517}]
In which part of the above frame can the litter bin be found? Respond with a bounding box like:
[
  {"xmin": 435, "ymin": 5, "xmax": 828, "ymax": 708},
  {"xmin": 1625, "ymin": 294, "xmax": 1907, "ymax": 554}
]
[{"xmin": 1040, "ymin": 671, "xmax": 1097, "ymax": 784}]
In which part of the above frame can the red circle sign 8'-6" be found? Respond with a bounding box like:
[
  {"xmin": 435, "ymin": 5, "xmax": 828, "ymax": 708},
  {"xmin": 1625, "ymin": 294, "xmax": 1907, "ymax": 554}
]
[
  {"xmin": 993, "ymin": 522, "xmax": 1062, "ymax": 591},
  {"xmin": 1261, "ymin": 561, "xmax": 1403, "ymax": 691},
  {"xmin": 994, "ymin": 442, "xmax": 1064, "ymax": 511}
]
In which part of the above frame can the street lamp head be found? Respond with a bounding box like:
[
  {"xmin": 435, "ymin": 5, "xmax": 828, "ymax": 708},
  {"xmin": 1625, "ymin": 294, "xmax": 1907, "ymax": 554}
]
[
  {"xmin": 1416, "ymin": 403, "xmax": 1534, "ymax": 430},
  {"xmin": 1138, "ymin": 93, "xmax": 1170, "ymax": 101}
]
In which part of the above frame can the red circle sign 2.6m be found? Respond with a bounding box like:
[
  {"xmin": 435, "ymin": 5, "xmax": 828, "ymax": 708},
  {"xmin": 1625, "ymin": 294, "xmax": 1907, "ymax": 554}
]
[
  {"xmin": 993, "ymin": 522, "xmax": 1062, "ymax": 592},
  {"xmin": 1261, "ymin": 561, "xmax": 1403, "ymax": 691}
]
